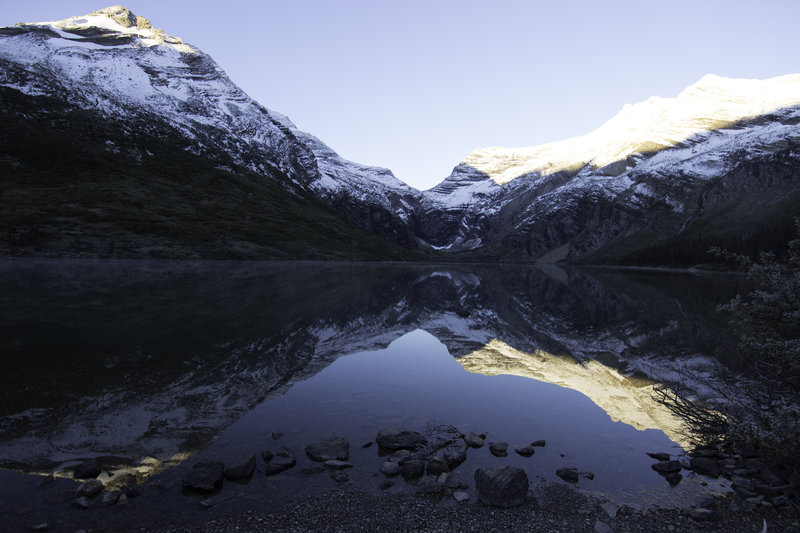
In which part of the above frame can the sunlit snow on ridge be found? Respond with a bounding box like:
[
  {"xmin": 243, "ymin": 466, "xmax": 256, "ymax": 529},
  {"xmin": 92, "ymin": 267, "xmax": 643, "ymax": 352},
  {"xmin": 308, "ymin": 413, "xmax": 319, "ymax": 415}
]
[{"xmin": 464, "ymin": 74, "xmax": 800, "ymax": 185}]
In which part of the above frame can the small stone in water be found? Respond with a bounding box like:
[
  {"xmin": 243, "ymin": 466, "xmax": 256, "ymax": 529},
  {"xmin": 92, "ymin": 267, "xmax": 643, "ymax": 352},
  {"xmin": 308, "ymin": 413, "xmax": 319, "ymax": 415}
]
[
  {"xmin": 489, "ymin": 442, "xmax": 508, "ymax": 457},
  {"xmin": 514, "ymin": 445, "xmax": 534, "ymax": 457}
]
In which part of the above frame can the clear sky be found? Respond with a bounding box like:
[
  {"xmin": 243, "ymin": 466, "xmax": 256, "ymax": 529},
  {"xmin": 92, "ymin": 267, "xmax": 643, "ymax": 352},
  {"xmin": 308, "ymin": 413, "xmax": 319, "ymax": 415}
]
[{"xmin": 3, "ymin": 1, "xmax": 799, "ymax": 190}]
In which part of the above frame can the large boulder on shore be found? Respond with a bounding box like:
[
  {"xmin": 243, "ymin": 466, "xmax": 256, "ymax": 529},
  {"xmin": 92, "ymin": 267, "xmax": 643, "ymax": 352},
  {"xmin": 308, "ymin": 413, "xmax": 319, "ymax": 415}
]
[
  {"xmin": 376, "ymin": 428, "xmax": 427, "ymax": 451},
  {"xmin": 305, "ymin": 437, "xmax": 350, "ymax": 462},
  {"xmin": 182, "ymin": 460, "xmax": 225, "ymax": 492},
  {"xmin": 224, "ymin": 455, "xmax": 256, "ymax": 481},
  {"xmin": 474, "ymin": 466, "xmax": 529, "ymax": 507},
  {"xmin": 74, "ymin": 459, "xmax": 102, "ymax": 479}
]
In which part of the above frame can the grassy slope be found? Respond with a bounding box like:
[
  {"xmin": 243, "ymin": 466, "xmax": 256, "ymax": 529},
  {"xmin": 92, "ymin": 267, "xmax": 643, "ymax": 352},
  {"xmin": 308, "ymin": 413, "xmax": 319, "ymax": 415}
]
[{"xmin": 0, "ymin": 87, "xmax": 422, "ymax": 261}]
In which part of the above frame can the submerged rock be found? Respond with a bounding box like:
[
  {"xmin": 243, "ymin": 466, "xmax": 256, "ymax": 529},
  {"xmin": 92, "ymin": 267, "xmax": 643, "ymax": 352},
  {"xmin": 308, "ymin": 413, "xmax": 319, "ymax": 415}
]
[
  {"xmin": 182, "ymin": 461, "xmax": 225, "ymax": 492},
  {"xmin": 224, "ymin": 455, "xmax": 256, "ymax": 481},
  {"xmin": 376, "ymin": 428, "xmax": 427, "ymax": 451},
  {"xmin": 264, "ymin": 455, "xmax": 296, "ymax": 476},
  {"xmin": 647, "ymin": 452, "xmax": 671, "ymax": 461},
  {"xmin": 260, "ymin": 450, "xmax": 274, "ymax": 463},
  {"xmin": 489, "ymin": 442, "xmax": 508, "ymax": 457},
  {"xmin": 531, "ymin": 440, "xmax": 546, "ymax": 447},
  {"xmin": 464, "ymin": 432, "xmax": 485, "ymax": 448},
  {"xmin": 515, "ymin": 445, "xmax": 535, "ymax": 457},
  {"xmin": 474, "ymin": 466, "xmax": 529, "ymax": 508},
  {"xmin": 556, "ymin": 467, "xmax": 580, "ymax": 484},
  {"xmin": 306, "ymin": 437, "xmax": 350, "ymax": 462}
]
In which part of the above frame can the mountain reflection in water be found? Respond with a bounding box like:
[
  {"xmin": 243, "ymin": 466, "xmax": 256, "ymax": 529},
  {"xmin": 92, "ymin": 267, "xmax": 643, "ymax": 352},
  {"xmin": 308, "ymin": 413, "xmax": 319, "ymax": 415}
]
[{"xmin": 0, "ymin": 260, "xmax": 743, "ymax": 500}]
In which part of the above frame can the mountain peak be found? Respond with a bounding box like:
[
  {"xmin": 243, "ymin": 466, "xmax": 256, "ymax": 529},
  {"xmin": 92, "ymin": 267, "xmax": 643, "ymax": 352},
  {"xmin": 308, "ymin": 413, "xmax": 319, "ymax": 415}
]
[
  {"xmin": 9, "ymin": 5, "xmax": 194, "ymax": 54},
  {"xmin": 89, "ymin": 5, "xmax": 151, "ymax": 30}
]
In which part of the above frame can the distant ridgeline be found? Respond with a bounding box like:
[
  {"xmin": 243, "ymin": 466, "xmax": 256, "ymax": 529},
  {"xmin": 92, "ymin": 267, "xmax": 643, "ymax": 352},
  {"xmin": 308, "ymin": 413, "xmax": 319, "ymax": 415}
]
[{"xmin": 1, "ymin": 6, "xmax": 799, "ymax": 265}]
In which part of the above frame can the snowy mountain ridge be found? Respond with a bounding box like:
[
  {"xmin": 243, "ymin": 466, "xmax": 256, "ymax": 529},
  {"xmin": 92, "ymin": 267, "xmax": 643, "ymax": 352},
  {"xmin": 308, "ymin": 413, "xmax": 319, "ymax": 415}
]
[
  {"xmin": 1, "ymin": 6, "xmax": 799, "ymax": 263},
  {"xmin": 0, "ymin": 6, "xmax": 414, "ymax": 210},
  {"xmin": 461, "ymin": 74, "xmax": 800, "ymax": 186}
]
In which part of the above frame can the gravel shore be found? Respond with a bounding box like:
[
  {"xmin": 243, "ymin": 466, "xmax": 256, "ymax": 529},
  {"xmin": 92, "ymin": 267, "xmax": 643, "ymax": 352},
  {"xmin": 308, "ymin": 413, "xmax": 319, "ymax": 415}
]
[{"xmin": 133, "ymin": 483, "xmax": 799, "ymax": 533}]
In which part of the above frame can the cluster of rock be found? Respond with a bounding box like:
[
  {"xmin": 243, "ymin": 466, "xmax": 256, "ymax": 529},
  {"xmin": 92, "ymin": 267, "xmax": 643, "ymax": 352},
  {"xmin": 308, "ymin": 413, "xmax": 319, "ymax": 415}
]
[
  {"xmin": 181, "ymin": 435, "xmax": 356, "ymax": 494},
  {"xmin": 178, "ymin": 426, "xmax": 552, "ymax": 508},
  {"xmin": 66, "ymin": 426, "xmax": 569, "ymax": 511},
  {"xmin": 374, "ymin": 427, "xmax": 551, "ymax": 507},
  {"xmin": 69, "ymin": 458, "xmax": 141, "ymax": 510},
  {"xmin": 648, "ymin": 443, "xmax": 795, "ymax": 515}
]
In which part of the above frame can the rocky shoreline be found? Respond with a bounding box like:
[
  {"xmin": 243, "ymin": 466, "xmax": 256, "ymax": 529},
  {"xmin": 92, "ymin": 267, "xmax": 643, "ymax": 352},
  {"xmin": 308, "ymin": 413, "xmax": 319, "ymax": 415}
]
[
  {"xmin": 132, "ymin": 484, "xmax": 798, "ymax": 533},
  {"xmin": 10, "ymin": 425, "xmax": 798, "ymax": 532}
]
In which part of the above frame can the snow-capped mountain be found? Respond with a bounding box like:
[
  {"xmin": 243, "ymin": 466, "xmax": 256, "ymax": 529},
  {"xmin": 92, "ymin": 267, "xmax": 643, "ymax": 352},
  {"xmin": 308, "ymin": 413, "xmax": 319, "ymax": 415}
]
[
  {"xmin": 419, "ymin": 74, "xmax": 800, "ymax": 259},
  {"xmin": 0, "ymin": 6, "xmax": 421, "ymax": 249},
  {"xmin": 1, "ymin": 6, "xmax": 798, "ymax": 264}
]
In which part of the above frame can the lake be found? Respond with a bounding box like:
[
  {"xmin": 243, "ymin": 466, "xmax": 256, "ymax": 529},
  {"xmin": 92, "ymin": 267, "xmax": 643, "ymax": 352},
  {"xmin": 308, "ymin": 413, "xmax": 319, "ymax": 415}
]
[{"xmin": 0, "ymin": 259, "xmax": 745, "ymax": 531}]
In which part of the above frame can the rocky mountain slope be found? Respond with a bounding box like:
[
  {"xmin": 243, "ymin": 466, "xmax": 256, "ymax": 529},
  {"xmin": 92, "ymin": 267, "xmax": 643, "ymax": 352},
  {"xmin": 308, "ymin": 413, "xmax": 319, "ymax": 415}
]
[
  {"xmin": 421, "ymin": 74, "xmax": 800, "ymax": 264},
  {"xmin": 1, "ymin": 6, "xmax": 798, "ymax": 264},
  {"xmin": 0, "ymin": 6, "xmax": 422, "ymax": 258}
]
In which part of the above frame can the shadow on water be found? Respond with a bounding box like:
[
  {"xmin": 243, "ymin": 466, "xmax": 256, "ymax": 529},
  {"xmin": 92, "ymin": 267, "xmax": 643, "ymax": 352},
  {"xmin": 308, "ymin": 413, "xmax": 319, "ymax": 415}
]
[{"xmin": 0, "ymin": 259, "xmax": 745, "ymax": 530}]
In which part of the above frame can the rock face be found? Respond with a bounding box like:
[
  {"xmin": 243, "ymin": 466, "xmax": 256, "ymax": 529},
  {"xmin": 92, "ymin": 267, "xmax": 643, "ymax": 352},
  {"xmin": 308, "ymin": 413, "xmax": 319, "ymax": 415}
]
[
  {"xmin": 305, "ymin": 437, "xmax": 350, "ymax": 462},
  {"xmin": 182, "ymin": 460, "xmax": 225, "ymax": 492},
  {"xmin": 474, "ymin": 466, "xmax": 529, "ymax": 508},
  {"xmin": 376, "ymin": 428, "xmax": 427, "ymax": 451}
]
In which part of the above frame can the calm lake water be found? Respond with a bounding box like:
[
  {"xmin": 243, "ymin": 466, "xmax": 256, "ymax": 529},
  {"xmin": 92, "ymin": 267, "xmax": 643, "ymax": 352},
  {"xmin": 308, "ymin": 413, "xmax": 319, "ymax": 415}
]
[{"xmin": 0, "ymin": 260, "xmax": 745, "ymax": 531}]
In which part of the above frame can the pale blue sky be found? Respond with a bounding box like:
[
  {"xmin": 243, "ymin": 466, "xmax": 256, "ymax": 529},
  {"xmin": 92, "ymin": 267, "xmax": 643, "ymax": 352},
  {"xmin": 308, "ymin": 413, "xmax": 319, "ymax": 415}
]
[{"xmin": 4, "ymin": 1, "xmax": 799, "ymax": 189}]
